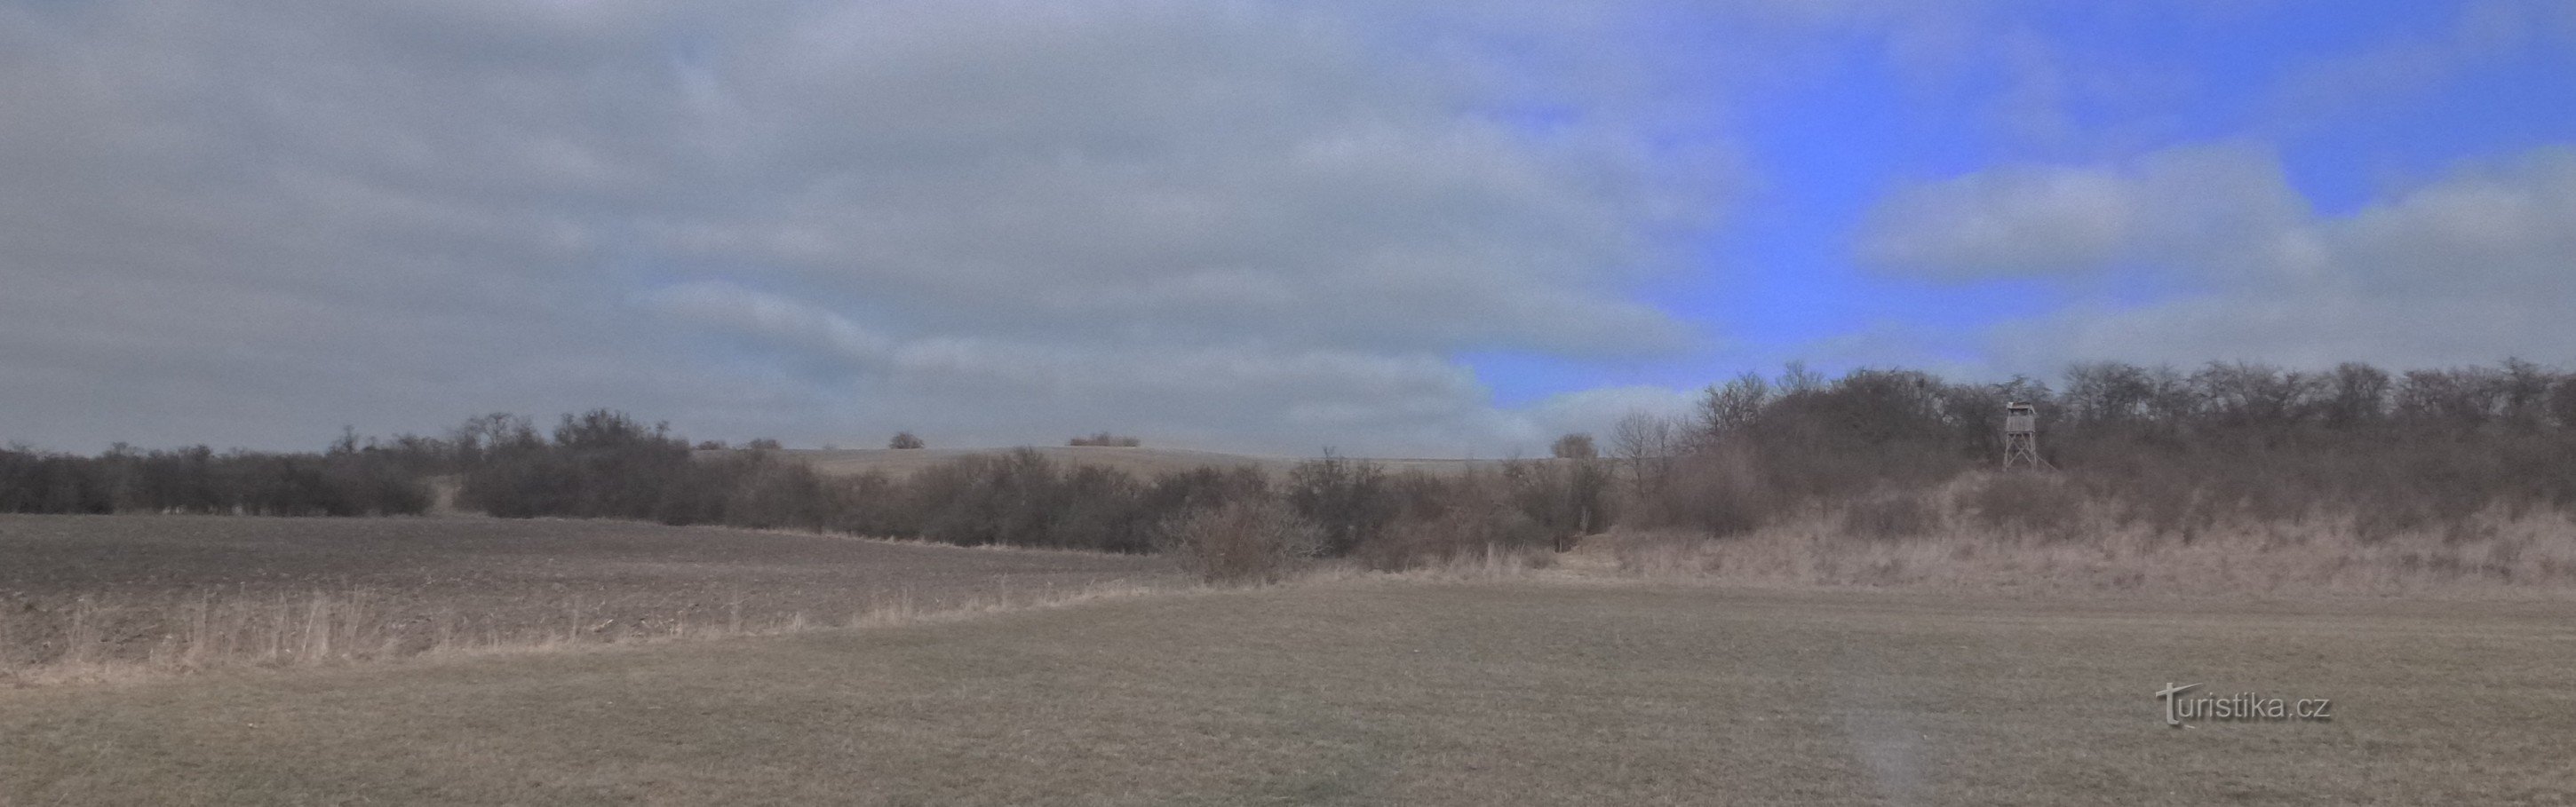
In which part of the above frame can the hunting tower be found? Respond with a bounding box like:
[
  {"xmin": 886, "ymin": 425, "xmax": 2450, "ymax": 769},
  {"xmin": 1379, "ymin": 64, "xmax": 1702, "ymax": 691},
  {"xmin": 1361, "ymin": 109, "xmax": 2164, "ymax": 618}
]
[{"xmin": 2002, "ymin": 401, "xmax": 2051, "ymax": 471}]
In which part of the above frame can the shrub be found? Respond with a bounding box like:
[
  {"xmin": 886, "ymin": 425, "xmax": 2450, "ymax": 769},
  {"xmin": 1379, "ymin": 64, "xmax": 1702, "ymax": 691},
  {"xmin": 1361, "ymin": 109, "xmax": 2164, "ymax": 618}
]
[
  {"xmin": 911, "ymin": 449, "xmax": 1049, "ymax": 547},
  {"xmin": 460, "ymin": 410, "xmax": 693, "ymax": 522},
  {"xmin": 1499, "ymin": 456, "xmax": 1615, "ymax": 541},
  {"xmin": 1361, "ymin": 471, "xmax": 1551, "ymax": 570},
  {"xmin": 1156, "ymin": 497, "xmax": 1323, "ymax": 585},
  {"xmin": 1837, "ymin": 492, "xmax": 1942, "ymax": 541},
  {"xmin": 823, "ymin": 470, "xmax": 913, "ymax": 538},
  {"xmin": 1142, "ymin": 466, "xmax": 1270, "ymax": 517},
  {"xmin": 1286, "ymin": 451, "xmax": 1395, "ymax": 556},
  {"xmin": 1962, "ymin": 473, "xmax": 2085, "ymax": 542},
  {"xmin": 1638, "ymin": 447, "xmax": 1770, "ymax": 537},
  {"xmin": 1053, "ymin": 465, "xmax": 1148, "ymax": 552}
]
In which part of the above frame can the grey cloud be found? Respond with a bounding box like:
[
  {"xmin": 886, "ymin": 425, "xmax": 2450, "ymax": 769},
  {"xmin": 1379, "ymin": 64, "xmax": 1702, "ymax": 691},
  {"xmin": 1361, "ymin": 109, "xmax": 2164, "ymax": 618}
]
[
  {"xmin": 643, "ymin": 282, "xmax": 897, "ymax": 368},
  {"xmin": 0, "ymin": 1, "xmax": 1711, "ymax": 454},
  {"xmin": 652, "ymin": 2, "xmax": 1705, "ymax": 355},
  {"xmin": 636, "ymin": 279, "xmax": 1521, "ymax": 455}
]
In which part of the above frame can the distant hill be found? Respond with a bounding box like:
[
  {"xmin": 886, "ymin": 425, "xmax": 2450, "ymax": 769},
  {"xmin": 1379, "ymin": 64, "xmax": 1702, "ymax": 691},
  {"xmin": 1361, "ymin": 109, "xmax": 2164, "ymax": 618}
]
[{"xmin": 749, "ymin": 447, "xmax": 1502, "ymax": 479}]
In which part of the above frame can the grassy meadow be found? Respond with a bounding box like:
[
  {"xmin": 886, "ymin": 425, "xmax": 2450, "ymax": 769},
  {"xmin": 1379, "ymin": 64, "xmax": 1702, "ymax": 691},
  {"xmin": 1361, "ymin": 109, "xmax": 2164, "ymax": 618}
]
[{"xmin": 6, "ymin": 580, "xmax": 2573, "ymax": 805}]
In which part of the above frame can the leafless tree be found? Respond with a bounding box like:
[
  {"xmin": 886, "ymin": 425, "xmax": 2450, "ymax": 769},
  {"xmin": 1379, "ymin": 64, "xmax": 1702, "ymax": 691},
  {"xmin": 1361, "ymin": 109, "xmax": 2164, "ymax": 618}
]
[
  {"xmin": 1698, "ymin": 372, "xmax": 1771, "ymax": 443},
  {"xmin": 1550, "ymin": 432, "xmax": 1598, "ymax": 460},
  {"xmin": 1610, "ymin": 409, "xmax": 1679, "ymax": 494}
]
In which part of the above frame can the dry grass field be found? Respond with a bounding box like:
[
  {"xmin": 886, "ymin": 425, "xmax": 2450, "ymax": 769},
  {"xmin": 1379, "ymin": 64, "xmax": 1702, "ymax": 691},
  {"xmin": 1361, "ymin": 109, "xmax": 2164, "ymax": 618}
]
[
  {"xmin": 4, "ymin": 580, "xmax": 2573, "ymax": 805},
  {"xmin": 774, "ymin": 446, "xmax": 1497, "ymax": 479},
  {"xmin": 0, "ymin": 514, "xmax": 1173, "ymax": 676}
]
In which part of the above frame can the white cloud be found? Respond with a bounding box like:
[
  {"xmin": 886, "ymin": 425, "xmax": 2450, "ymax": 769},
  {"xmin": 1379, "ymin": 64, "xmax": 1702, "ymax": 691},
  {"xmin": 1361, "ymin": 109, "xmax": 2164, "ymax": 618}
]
[
  {"xmin": 1857, "ymin": 144, "xmax": 2305, "ymax": 280},
  {"xmin": 2270, "ymin": 0, "xmax": 2576, "ymax": 130},
  {"xmin": 1948, "ymin": 146, "xmax": 2576, "ymax": 372}
]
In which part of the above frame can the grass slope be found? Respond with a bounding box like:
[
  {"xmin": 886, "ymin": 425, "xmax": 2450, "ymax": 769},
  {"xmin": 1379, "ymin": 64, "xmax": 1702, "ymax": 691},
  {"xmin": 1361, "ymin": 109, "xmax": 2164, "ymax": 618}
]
[{"xmin": 4, "ymin": 582, "xmax": 2573, "ymax": 805}]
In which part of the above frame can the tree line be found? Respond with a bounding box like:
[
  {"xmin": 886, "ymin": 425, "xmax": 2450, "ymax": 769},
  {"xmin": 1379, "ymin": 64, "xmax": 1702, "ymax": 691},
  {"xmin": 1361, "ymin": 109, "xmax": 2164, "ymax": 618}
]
[
  {"xmin": 1609, "ymin": 359, "xmax": 2576, "ymax": 543},
  {"xmin": 0, "ymin": 430, "xmax": 429, "ymax": 517},
  {"xmin": 0, "ymin": 409, "xmax": 1610, "ymax": 574},
  {"xmin": 5, "ymin": 358, "xmax": 2571, "ymax": 566}
]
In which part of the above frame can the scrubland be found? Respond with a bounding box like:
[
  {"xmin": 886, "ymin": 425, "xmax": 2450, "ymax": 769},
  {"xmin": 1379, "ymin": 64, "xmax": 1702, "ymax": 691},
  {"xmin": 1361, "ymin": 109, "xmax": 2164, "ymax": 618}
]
[{"xmin": 1598, "ymin": 473, "xmax": 2576, "ymax": 597}]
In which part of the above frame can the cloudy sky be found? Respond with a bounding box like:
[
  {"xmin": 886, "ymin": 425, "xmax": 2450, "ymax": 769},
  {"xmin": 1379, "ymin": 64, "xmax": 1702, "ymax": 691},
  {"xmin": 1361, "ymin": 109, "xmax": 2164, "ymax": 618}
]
[{"xmin": 5, "ymin": 1, "xmax": 2573, "ymax": 455}]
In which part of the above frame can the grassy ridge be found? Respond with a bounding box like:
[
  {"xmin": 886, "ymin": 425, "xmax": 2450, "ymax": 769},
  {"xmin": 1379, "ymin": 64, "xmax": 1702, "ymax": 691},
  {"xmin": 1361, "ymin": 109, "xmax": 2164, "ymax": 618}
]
[{"xmin": 5, "ymin": 582, "xmax": 2572, "ymax": 805}]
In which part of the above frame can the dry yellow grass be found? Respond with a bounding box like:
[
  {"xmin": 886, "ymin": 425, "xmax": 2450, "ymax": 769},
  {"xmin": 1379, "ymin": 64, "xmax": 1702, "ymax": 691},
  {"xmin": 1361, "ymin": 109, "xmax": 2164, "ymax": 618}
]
[
  {"xmin": 0, "ymin": 514, "xmax": 1173, "ymax": 683},
  {"xmin": 1594, "ymin": 473, "xmax": 2576, "ymax": 598},
  {"xmin": 4, "ymin": 580, "xmax": 1174, "ymax": 687},
  {"xmin": 1596, "ymin": 516, "xmax": 2576, "ymax": 597}
]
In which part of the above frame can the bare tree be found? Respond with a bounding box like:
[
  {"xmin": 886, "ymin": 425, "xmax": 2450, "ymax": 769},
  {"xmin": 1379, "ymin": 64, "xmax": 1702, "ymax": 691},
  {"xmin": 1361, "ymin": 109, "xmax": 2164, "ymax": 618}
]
[
  {"xmin": 1550, "ymin": 432, "xmax": 1598, "ymax": 460},
  {"xmin": 1698, "ymin": 372, "xmax": 1771, "ymax": 443},
  {"xmin": 2500, "ymin": 358, "xmax": 2555, "ymax": 430},
  {"xmin": 1778, "ymin": 360, "xmax": 1825, "ymax": 396},
  {"xmin": 1610, "ymin": 409, "xmax": 1678, "ymax": 494},
  {"xmin": 2322, "ymin": 362, "xmax": 2390, "ymax": 429}
]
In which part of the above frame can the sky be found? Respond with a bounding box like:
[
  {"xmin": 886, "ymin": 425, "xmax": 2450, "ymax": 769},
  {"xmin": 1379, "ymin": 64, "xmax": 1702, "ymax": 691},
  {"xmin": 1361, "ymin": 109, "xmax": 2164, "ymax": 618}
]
[{"xmin": 4, "ymin": 0, "xmax": 2573, "ymax": 456}]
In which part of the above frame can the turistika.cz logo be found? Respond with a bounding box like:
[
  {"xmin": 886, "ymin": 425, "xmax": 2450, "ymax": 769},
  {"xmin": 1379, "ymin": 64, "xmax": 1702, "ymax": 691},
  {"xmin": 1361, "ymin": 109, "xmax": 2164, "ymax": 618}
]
[{"xmin": 2155, "ymin": 682, "xmax": 2334, "ymax": 727}]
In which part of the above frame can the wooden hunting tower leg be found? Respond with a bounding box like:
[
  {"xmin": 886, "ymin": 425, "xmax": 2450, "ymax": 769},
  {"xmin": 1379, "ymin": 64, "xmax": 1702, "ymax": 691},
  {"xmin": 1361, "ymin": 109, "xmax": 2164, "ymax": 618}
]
[{"xmin": 2002, "ymin": 401, "xmax": 2051, "ymax": 471}]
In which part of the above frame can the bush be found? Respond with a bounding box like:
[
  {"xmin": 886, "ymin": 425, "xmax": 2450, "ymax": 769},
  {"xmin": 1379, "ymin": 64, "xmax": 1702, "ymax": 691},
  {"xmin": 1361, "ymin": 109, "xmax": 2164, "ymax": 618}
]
[
  {"xmin": 1962, "ymin": 474, "xmax": 2085, "ymax": 542},
  {"xmin": 1286, "ymin": 452, "xmax": 1395, "ymax": 556},
  {"xmin": 1638, "ymin": 447, "xmax": 1770, "ymax": 537},
  {"xmin": 1142, "ymin": 466, "xmax": 1270, "ymax": 518},
  {"xmin": 820, "ymin": 470, "xmax": 912, "ymax": 537},
  {"xmin": 460, "ymin": 410, "xmax": 692, "ymax": 522},
  {"xmin": 1361, "ymin": 471, "xmax": 1551, "ymax": 570},
  {"xmin": 1838, "ymin": 492, "xmax": 1942, "ymax": 541},
  {"xmin": 1499, "ymin": 456, "xmax": 1615, "ymax": 541},
  {"xmin": 1156, "ymin": 497, "xmax": 1323, "ymax": 584}
]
